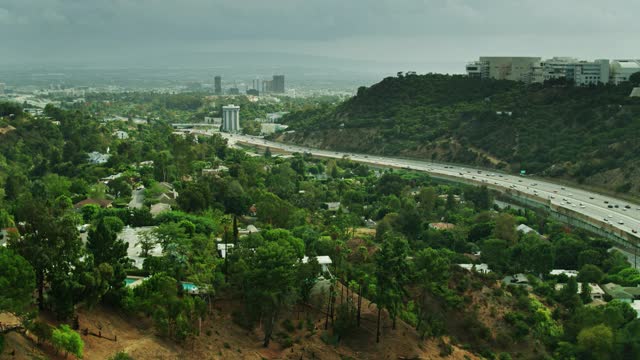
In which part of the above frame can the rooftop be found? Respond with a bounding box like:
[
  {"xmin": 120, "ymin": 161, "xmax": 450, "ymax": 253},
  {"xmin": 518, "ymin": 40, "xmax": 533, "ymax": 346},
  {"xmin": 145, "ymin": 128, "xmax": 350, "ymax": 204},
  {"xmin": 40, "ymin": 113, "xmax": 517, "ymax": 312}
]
[
  {"xmin": 429, "ymin": 222, "xmax": 456, "ymax": 231},
  {"xmin": 302, "ymin": 255, "xmax": 332, "ymax": 265}
]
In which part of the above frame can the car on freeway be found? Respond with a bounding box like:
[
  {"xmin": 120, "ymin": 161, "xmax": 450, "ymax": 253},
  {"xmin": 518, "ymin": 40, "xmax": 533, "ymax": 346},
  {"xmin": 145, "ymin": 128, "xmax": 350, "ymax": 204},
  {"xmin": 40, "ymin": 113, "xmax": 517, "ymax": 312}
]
[
  {"xmin": 604, "ymin": 218, "xmax": 609, "ymax": 222},
  {"xmin": 615, "ymin": 205, "xmax": 619, "ymax": 208},
  {"xmin": 625, "ymin": 205, "xmax": 631, "ymax": 209},
  {"xmin": 618, "ymin": 220, "xmax": 624, "ymax": 225},
  {"xmin": 561, "ymin": 187, "xmax": 566, "ymax": 190},
  {"xmin": 608, "ymin": 205, "xmax": 613, "ymax": 208},
  {"xmin": 604, "ymin": 200, "xmax": 609, "ymax": 204},
  {"xmin": 633, "ymin": 229, "xmax": 638, "ymax": 234},
  {"xmin": 589, "ymin": 197, "xmax": 594, "ymax": 200}
]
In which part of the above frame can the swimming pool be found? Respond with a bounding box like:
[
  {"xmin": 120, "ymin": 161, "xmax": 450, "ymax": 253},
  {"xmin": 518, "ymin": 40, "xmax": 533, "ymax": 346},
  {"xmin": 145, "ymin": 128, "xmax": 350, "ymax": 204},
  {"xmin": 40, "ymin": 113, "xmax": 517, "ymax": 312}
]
[{"xmin": 182, "ymin": 282, "xmax": 198, "ymax": 293}]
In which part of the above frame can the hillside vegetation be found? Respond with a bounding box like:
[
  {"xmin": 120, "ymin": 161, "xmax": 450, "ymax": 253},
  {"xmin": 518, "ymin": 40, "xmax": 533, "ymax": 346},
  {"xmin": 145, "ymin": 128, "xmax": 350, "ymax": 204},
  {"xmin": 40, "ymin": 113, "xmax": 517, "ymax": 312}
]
[{"xmin": 280, "ymin": 74, "xmax": 640, "ymax": 195}]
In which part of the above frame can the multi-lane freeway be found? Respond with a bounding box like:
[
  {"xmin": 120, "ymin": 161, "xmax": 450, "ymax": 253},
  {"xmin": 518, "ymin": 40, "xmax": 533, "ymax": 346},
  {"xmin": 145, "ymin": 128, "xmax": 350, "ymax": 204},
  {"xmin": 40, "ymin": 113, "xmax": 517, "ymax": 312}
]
[{"xmin": 212, "ymin": 132, "xmax": 640, "ymax": 240}]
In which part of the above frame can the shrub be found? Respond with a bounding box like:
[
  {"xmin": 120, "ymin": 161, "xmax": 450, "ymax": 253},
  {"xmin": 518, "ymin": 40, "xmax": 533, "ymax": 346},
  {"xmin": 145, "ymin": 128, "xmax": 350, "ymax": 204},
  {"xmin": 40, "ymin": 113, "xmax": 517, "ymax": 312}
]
[
  {"xmin": 282, "ymin": 319, "xmax": 295, "ymax": 333},
  {"xmin": 110, "ymin": 352, "xmax": 134, "ymax": 360},
  {"xmin": 51, "ymin": 324, "xmax": 84, "ymax": 359},
  {"xmin": 278, "ymin": 335, "xmax": 293, "ymax": 348}
]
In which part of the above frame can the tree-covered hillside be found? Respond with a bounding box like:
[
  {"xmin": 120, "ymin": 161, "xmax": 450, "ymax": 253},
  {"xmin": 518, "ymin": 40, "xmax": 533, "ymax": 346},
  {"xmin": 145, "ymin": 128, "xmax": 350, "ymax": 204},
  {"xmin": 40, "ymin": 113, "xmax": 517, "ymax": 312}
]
[{"xmin": 281, "ymin": 74, "xmax": 640, "ymax": 195}]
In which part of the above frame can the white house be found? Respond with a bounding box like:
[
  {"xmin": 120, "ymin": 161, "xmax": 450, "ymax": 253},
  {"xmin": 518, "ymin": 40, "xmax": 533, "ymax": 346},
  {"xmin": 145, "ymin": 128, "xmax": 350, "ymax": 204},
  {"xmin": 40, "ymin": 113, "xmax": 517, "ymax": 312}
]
[
  {"xmin": 550, "ymin": 269, "xmax": 579, "ymax": 278},
  {"xmin": 88, "ymin": 151, "xmax": 111, "ymax": 164},
  {"xmin": 516, "ymin": 224, "xmax": 540, "ymax": 236},
  {"xmin": 555, "ymin": 282, "xmax": 605, "ymax": 301},
  {"xmin": 216, "ymin": 243, "xmax": 235, "ymax": 259},
  {"xmin": 113, "ymin": 130, "xmax": 129, "ymax": 140},
  {"xmin": 302, "ymin": 255, "xmax": 333, "ymax": 274},
  {"xmin": 458, "ymin": 263, "xmax": 492, "ymax": 274}
]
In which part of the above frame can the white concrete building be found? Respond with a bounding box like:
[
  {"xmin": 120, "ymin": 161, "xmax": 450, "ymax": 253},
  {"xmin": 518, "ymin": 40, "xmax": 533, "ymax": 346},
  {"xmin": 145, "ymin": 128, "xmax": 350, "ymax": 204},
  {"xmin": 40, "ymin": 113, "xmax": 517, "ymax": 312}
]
[
  {"xmin": 465, "ymin": 57, "xmax": 541, "ymax": 83},
  {"xmin": 541, "ymin": 57, "xmax": 610, "ymax": 86},
  {"xmin": 610, "ymin": 60, "xmax": 640, "ymax": 84},
  {"xmin": 467, "ymin": 55, "xmax": 638, "ymax": 86},
  {"xmin": 221, "ymin": 104, "xmax": 240, "ymax": 133}
]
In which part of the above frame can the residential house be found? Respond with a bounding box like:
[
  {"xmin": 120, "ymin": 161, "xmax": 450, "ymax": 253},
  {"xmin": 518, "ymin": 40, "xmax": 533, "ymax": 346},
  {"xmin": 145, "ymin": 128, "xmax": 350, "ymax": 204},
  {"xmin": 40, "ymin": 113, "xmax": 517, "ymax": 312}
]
[
  {"xmin": 156, "ymin": 182, "xmax": 179, "ymax": 205},
  {"xmin": 550, "ymin": 269, "xmax": 579, "ymax": 278},
  {"xmin": 113, "ymin": 130, "xmax": 129, "ymax": 140},
  {"xmin": 150, "ymin": 203, "xmax": 171, "ymax": 217},
  {"xmin": 302, "ymin": 255, "xmax": 333, "ymax": 276},
  {"xmin": 556, "ymin": 282, "xmax": 606, "ymax": 301},
  {"xmin": 87, "ymin": 151, "xmax": 111, "ymax": 164},
  {"xmin": 458, "ymin": 263, "xmax": 492, "ymax": 274},
  {"xmin": 364, "ymin": 219, "xmax": 377, "ymax": 228},
  {"xmin": 202, "ymin": 165, "xmax": 229, "ymax": 176},
  {"xmin": 100, "ymin": 173, "xmax": 123, "ymax": 184},
  {"xmin": 74, "ymin": 198, "xmax": 113, "ymax": 209},
  {"xmin": 516, "ymin": 224, "xmax": 540, "ymax": 236},
  {"xmin": 323, "ymin": 202, "xmax": 341, "ymax": 212},
  {"xmin": 429, "ymin": 222, "xmax": 456, "ymax": 231},
  {"xmin": 216, "ymin": 243, "xmax": 235, "ymax": 259},
  {"xmin": 602, "ymin": 283, "xmax": 640, "ymax": 302},
  {"xmin": 239, "ymin": 225, "xmax": 260, "ymax": 237}
]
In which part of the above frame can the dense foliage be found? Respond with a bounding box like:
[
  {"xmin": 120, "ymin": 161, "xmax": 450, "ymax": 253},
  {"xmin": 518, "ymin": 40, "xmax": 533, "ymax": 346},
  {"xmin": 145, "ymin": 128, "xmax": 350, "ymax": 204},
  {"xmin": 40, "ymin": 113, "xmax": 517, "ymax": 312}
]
[
  {"xmin": 282, "ymin": 74, "xmax": 640, "ymax": 194},
  {"xmin": 3, "ymin": 96, "xmax": 640, "ymax": 359}
]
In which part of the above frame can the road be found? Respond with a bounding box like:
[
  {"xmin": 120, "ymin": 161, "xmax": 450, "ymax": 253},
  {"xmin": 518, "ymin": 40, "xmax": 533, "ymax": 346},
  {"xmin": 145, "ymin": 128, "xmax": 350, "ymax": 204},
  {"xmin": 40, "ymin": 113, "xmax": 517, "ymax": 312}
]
[{"xmin": 213, "ymin": 133, "xmax": 640, "ymax": 240}]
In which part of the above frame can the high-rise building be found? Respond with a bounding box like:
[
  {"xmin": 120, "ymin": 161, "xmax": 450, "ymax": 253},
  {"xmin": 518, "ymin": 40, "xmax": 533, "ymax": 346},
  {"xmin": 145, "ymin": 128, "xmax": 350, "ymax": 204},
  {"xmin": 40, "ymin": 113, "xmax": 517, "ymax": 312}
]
[
  {"xmin": 214, "ymin": 76, "xmax": 222, "ymax": 95},
  {"xmin": 252, "ymin": 79, "xmax": 261, "ymax": 92},
  {"xmin": 221, "ymin": 104, "xmax": 240, "ymax": 133},
  {"xmin": 262, "ymin": 80, "xmax": 273, "ymax": 93},
  {"xmin": 272, "ymin": 75, "xmax": 285, "ymax": 93}
]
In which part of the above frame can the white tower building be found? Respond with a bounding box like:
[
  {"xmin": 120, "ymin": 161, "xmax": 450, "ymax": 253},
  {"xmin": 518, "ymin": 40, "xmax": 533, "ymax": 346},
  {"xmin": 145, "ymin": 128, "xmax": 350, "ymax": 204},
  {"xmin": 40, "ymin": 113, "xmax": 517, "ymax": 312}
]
[{"xmin": 222, "ymin": 104, "xmax": 240, "ymax": 133}]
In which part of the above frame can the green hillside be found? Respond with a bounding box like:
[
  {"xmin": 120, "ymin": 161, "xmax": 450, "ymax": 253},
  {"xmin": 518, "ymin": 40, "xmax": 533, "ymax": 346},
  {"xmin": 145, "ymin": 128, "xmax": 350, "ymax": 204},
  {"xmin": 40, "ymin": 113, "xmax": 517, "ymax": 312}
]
[{"xmin": 280, "ymin": 73, "xmax": 640, "ymax": 195}]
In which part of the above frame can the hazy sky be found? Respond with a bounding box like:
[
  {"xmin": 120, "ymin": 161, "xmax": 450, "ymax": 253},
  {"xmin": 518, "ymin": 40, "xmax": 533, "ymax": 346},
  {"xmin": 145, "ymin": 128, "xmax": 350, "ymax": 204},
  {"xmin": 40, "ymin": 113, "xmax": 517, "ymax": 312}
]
[{"xmin": 1, "ymin": 0, "xmax": 639, "ymax": 73}]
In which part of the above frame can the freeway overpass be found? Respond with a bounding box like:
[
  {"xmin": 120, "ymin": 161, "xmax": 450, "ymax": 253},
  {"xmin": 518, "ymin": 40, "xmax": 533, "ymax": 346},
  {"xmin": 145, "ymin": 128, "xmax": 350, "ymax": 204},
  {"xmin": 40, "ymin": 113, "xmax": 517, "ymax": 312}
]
[{"xmin": 216, "ymin": 133, "xmax": 640, "ymax": 246}]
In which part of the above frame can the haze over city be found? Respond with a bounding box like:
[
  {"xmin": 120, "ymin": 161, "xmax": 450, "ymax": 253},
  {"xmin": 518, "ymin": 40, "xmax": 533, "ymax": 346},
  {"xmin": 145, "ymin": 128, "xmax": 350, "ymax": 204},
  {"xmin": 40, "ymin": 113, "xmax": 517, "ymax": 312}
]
[{"xmin": 2, "ymin": 0, "xmax": 640, "ymax": 75}]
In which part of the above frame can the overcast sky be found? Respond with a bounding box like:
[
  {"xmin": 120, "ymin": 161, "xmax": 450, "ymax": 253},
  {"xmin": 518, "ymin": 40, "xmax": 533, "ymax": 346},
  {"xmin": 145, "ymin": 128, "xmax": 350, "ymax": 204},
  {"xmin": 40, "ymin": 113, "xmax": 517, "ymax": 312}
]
[{"xmin": 1, "ymin": 0, "xmax": 639, "ymax": 73}]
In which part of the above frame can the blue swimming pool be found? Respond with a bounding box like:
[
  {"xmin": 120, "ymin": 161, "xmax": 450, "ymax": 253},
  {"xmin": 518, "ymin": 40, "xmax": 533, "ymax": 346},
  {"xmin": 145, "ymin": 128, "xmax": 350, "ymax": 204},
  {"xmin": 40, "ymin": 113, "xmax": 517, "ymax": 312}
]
[{"xmin": 182, "ymin": 282, "xmax": 198, "ymax": 292}]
